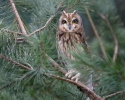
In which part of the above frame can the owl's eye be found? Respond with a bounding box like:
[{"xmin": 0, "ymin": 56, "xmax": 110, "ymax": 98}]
[
  {"xmin": 72, "ymin": 19, "xmax": 78, "ymax": 24},
  {"xmin": 62, "ymin": 20, "xmax": 67, "ymax": 24}
]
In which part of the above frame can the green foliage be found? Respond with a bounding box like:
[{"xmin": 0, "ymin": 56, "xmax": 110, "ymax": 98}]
[{"xmin": 0, "ymin": 0, "xmax": 125, "ymax": 100}]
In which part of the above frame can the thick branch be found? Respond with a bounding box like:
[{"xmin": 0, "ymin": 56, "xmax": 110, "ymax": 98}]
[
  {"xmin": 0, "ymin": 54, "xmax": 32, "ymax": 70},
  {"xmin": 84, "ymin": 4, "xmax": 108, "ymax": 60},
  {"xmin": 47, "ymin": 74, "xmax": 103, "ymax": 100},
  {"xmin": 9, "ymin": 0, "xmax": 27, "ymax": 35},
  {"xmin": 98, "ymin": 13, "xmax": 118, "ymax": 62}
]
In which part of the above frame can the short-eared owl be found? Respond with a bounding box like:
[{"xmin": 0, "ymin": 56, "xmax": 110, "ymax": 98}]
[{"xmin": 56, "ymin": 10, "xmax": 90, "ymax": 82}]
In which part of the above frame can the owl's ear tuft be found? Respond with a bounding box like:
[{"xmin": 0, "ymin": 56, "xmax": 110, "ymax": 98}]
[
  {"xmin": 73, "ymin": 10, "xmax": 77, "ymax": 14},
  {"xmin": 62, "ymin": 10, "xmax": 67, "ymax": 16}
]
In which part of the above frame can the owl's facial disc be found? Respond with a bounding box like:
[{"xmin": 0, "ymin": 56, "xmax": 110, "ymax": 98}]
[{"xmin": 62, "ymin": 18, "xmax": 75, "ymax": 32}]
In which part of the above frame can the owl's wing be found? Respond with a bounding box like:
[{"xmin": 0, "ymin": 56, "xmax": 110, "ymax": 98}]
[{"xmin": 78, "ymin": 26, "xmax": 91, "ymax": 53}]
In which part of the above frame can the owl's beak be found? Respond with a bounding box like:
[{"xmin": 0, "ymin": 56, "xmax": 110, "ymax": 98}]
[
  {"xmin": 68, "ymin": 26, "xmax": 71, "ymax": 30},
  {"xmin": 64, "ymin": 24, "xmax": 72, "ymax": 32}
]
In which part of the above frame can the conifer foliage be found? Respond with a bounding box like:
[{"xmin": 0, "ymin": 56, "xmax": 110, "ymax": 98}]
[{"xmin": 0, "ymin": 0, "xmax": 125, "ymax": 100}]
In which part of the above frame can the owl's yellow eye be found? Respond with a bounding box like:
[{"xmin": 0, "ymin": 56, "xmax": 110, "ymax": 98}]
[
  {"xmin": 62, "ymin": 20, "xmax": 67, "ymax": 24},
  {"xmin": 72, "ymin": 19, "xmax": 78, "ymax": 24}
]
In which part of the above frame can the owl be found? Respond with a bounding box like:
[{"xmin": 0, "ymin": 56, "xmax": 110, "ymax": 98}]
[{"xmin": 56, "ymin": 10, "xmax": 90, "ymax": 82}]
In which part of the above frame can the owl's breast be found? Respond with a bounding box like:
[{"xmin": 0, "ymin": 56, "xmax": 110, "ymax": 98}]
[
  {"xmin": 58, "ymin": 32, "xmax": 81, "ymax": 44},
  {"xmin": 57, "ymin": 32, "xmax": 83, "ymax": 59}
]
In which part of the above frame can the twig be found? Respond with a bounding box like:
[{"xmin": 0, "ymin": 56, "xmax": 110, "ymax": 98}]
[
  {"xmin": 0, "ymin": 80, "xmax": 16, "ymax": 90},
  {"xmin": 98, "ymin": 13, "xmax": 118, "ymax": 62},
  {"xmin": 0, "ymin": 54, "xmax": 32, "ymax": 70},
  {"xmin": 84, "ymin": 4, "xmax": 108, "ymax": 60},
  {"xmin": 46, "ymin": 54, "xmax": 103, "ymax": 100},
  {"xmin": 103, "ymin": 91, "xmax": 124, "ymax": 100},
  {"xmin": 28, "ymin": 15, "xmax": 55, "ymax": 37},
  {"xmin": 9, "ymin": 0, "xmax": 27, "ymax": 35},
  {"xmin": 0, "ymin": 29, "xmax": 23, "ymax": 35}
]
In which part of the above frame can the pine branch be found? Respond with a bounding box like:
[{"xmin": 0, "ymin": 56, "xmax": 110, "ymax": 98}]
[
  {"xmin": 84, "ymin": 4, "xmax": 108, "ymax": 60},
  {"xmin": 103, "ymin": 91, "xmax": 124, "ymax": 100},
  {"xmin": 46, "ymin": 54, "xmax": 103, "ymax": 100},
  {"xmin": 2, "ymin": 54, "xmax": 121, "ymax": 100},
  {"xmin": 45, "ymin": 73, "xmax": 103, "ymax": 100},
  {"xmin": 9, "ymin": 0, "xmax": 27, "ymax": 35},
  {"xmin": 0, "ymin": 54, "xmax": 103, "ymax": 100},
  {"xmin": 98, "ymin": 13, "xmax": 118, "ymax": 62},
  {"xmin": 0, "ymin": 54, "xmax": 32, "ymax": 70}
]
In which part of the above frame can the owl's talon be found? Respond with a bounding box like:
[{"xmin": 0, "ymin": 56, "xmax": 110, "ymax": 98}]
[
  {"xmin": 71, "ymin": 73, "xmax": 81, "ymax": 82},
  {"xmin": 65, "ymin": 69, "xmax": 75, "ymax": 78},
  {"xmin": 65, "ymin": 69, "xmax": 80, "ymax": 82}
]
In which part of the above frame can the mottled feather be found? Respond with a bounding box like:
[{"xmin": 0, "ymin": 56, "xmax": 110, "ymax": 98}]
[{"xmin": 56, "ymin": 17, "xmax": 90, "ymax": 61}]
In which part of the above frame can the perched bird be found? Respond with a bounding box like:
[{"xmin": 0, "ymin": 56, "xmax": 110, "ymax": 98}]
[{"xmin": 56, "ymin": 10, "xmax": 90, "ymax": 82}]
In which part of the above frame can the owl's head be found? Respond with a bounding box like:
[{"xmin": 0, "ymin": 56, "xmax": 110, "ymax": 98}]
[{"xmin": 58, "ymin": 10, "xmax": 82, "ymax": 32}]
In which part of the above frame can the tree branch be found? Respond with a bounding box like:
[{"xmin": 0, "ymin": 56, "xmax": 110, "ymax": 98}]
[
  {"xmin": 0, "ymin": 54, "xmax": 32, "ymax": 70},
  {"xmin": 98, "ymin": 13, "xmax": 118, "ymax": 62},
  {"xmin": 103, "ymin": 91, "xmax": 124, "ymax": 100},
  {"xmin": 9, "ymin": 0, "xmax": 27, "ymax": 35},
  {"xmin": 45, "ymin": 73, "xmax": 103, "ymax": 100},
  {"xmin": 84, "ymin": 4, "xmax": 108, "ymax": 60}
]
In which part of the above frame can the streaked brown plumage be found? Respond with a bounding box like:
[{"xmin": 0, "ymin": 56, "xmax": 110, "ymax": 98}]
[{"xmin": 56, "ymin": 10, "xmax": 90, "ymax": 61}]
